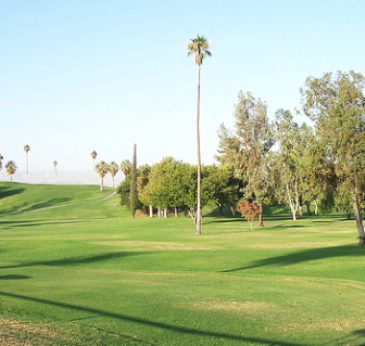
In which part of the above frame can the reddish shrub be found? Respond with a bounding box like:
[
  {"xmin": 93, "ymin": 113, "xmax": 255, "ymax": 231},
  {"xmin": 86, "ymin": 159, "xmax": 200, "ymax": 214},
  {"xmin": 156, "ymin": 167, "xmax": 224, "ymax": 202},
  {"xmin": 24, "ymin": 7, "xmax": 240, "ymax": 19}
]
[{"xmin": 236, "ymin": 200, "xmax": 261, "ymax": 230}]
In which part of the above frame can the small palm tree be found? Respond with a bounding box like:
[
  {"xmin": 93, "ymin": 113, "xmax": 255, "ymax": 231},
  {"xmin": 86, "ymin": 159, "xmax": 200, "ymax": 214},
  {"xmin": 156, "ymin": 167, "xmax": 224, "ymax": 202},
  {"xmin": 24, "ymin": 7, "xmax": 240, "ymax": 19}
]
[
  {"xmin": 24, "ymin": 145, "xmax": 30, "ymax": 183},
  {"xmin": 91, "ymin": 151, "xmax": 97, "ymax": 174},
  {"xmin": 108, "ymin": 161, "xmax": 119, "ymax": 188},
  {"xmin": 120, "ymin": 159, "xmax": 131, "ymax": 178},
  {"xmin": 5, "ymin": 161, "xmax": 17, "ymax": 182},
  {"xmin": 95, "ymin": 161, "xmax": 109, "ymax": 191},
  {"xmin": 53, "ymin": 161, "xmax": 58, "ymax": 182},
  {"xmin": 187, "ymin": 35, "xmax": 211, "ymax": 234}
]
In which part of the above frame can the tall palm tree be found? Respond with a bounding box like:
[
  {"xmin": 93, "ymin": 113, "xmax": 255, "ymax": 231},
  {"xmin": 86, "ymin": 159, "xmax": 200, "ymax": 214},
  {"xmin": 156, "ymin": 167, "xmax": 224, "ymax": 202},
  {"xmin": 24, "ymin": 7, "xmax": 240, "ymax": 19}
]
[
  {"xmin": 53, "ymin": 161, "xmax": 58, "ymax": 182},
  {"xmin": 187, "ymin": 35, "xmax": 211, "ymax": 234},
  {"xmin": 95, "ymin": 160, "xmax": 109, "ymax": 191},
  {"xmin": 91, "ymin": 151, "xmax": 97, "ymax": 175},
  {"xmin": 24, "ymin": 145, "xmax": 30, "ymax": 183},
  {"xmin": 5, "ymin": 161, "xmax": 17, "ymax": 182},
  {"xmin": 120, "ymin": 159, "xmax": 131, "ymax": 178},
  {"xmin": 108, "ymin": 161, "xmax": 119, "ymax": 188}
]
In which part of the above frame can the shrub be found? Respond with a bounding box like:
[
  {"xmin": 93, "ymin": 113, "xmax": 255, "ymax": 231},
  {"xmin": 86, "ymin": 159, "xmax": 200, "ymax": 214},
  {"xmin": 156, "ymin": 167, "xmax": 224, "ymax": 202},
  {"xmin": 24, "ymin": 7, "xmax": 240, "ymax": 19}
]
[{"xmin": 236, "ymin": 200, "xmax": 261, "ymax": 230}]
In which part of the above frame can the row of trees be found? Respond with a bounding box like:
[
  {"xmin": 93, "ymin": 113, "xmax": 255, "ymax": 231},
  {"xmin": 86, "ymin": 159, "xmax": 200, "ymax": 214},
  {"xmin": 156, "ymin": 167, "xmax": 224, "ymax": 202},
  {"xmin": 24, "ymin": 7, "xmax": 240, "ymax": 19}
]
[
  {"xmin": 1, "ymin": 145, "xmax": 59, "ymax": 183},
  {"xmin": 117, "ymin": 157, "xmax": 239, "ymax": 220},
  {"xmin": 216, "ymin": 71, "xmax": 365, "ymax": 245},
  {"xmin": 117, "ymin": 71, "xmax": 365, "ymax": 245}
]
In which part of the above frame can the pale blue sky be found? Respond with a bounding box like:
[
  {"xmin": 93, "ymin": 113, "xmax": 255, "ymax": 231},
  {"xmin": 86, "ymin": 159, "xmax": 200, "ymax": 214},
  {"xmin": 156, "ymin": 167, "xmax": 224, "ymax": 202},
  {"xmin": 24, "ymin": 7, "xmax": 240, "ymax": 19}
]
[{"xmin": 1, "ymin": 0, "xmax": 365, "ymax": 177}]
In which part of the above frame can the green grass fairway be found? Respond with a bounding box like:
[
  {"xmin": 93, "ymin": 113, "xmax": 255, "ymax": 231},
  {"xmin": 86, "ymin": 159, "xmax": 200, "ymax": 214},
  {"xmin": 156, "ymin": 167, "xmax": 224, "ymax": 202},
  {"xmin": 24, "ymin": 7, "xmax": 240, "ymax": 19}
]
[{"xmin": 1, "ymin": 183, "xmax": 365, "ymax": 346}]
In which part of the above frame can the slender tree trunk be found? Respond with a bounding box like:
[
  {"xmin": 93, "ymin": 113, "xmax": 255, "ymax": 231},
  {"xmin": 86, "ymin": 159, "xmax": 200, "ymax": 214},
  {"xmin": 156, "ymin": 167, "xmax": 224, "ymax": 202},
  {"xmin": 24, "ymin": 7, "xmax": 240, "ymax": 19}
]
[
  {"xmin": 112, "ymin": 176, "xmax": 115, "ymax": 188},
  {"xmin": 259, "ymin": 205, "xmax": 264, "ymax": 227},
  {"xmin": 196, "ymin": 64, "xmax": 202, "ymax": 234},
  {"xmin": 188, "ymin": 208, "xmax": 195, "ymax": 221},
  {"xmin": 314, "ymin": 199, "xmax": 318, "ymax": 216},
  {"xmin": 286, "ymin": 182, "xmax": 297, "ymax": 220},
  {"xmin": 149, "ymin": 205, "xmax": 153, "ymax": 218},
  {"xmin": 100, "ymin": 177, "xmax": 103, "ymax": 191},
  {"xmin": 352, "ymin": 193, "xmax": 365, "ymax": 245},
  {"xmin": 347, "ymin": 213, "xmax": 351, "ymax": 220},
  {"xmin": 230, "ymin": 206, "xmax": 236, "ymax": 216},
  {"xmin": 299, "ymin": 205, "xmax": 303, "ymax": 218},
  {"xmin": 174, "ymin": 207, "xmax": 178, "ymax": 217},
  {"xmin": 164, "ymin": 208, "xmax": 168, "ymax": 218},
  {"xmin": 218, "ymin": 204, "xmax": 223, "ymax": 217},
  {"xmin": 305, "ymin": 201, "xmax": 311, "ymax": 216}
]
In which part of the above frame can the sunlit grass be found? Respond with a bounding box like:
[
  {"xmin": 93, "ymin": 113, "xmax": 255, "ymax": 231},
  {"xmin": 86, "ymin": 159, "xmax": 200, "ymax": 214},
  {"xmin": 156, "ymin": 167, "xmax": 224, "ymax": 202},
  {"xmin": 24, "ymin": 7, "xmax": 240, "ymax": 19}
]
[{"xmin": 0, "ymin": 183, "xmax": 364, "ymax": 345}]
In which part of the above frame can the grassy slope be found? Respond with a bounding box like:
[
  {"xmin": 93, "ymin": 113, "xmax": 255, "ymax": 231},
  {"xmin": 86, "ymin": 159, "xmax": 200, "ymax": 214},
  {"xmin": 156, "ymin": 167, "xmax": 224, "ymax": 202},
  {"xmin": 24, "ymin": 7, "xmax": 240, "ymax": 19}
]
[
  {"xmin": 1, "ymin": 183, "xmax": 365, "ymax": 346},
  {"xmin": 0, "ymin": 182, "xmax": 115, "ymax": 217}
]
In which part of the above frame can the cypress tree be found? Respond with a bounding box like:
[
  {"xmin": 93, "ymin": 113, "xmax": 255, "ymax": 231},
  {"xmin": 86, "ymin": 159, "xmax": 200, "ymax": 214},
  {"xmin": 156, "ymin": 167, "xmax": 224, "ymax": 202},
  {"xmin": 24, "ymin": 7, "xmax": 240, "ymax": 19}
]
[{"xmin": 130, "ymin": 144, "xmax": 138, "ymax": 217}]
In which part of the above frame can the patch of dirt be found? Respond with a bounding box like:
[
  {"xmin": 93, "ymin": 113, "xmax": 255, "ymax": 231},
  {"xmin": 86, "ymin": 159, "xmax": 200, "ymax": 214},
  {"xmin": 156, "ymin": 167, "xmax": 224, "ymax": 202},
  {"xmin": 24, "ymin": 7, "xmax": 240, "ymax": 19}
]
[
  {"xmin": 0, "ymin": 319, "xmax": 67, "ymax": 346},
  {"xmin": 92, "ymin": 241, "xmax": 219, "ymax": 251},
  {"xmin": 180, "ymin": 300, "xmax": 277, "ymax": 314},
  {"xmin": 246, "ymin": 242, "xmax": 351, "ymax": 249}
]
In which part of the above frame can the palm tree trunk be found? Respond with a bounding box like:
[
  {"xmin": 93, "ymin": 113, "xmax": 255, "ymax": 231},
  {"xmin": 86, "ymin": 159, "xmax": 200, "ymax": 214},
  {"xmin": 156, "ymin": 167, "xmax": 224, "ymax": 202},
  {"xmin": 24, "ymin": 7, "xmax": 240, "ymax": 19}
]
[
  {"xmin": 196, "ymin": 63, "xmax": 202, "ymax": 234},
  {"xmin": 100, "ymin": 177, "xmax": 103, "ymax": 192},
  {"xmin": 26, "ymin": 153, "xmax": 28, "ymax": 183}
]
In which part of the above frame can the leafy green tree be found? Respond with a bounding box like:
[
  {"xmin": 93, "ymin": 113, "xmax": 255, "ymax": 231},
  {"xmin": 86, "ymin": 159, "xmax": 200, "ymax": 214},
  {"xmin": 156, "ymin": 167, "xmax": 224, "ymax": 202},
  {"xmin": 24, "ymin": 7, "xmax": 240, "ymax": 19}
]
[
  {"xmin": 137, "ymin": 164, "xmax": 152, "ymax": 217},
  {"xmin": 275, "ymin": 109, "xmax": 302, "ymax": 220},
  {"xmin": 143, "ymin": 157, "xmax": 180, "ymax": 218},
  {"xmin": 130, "ymin": 144, "xmax": 138, "ymax": 217},
  {"xmin": 95, "ymin": 160, "xmax": 109, "ymax": 192},
  {"xmin": 201, "ymin": 164, "xmax": 239, "ymax": 216},
  {"xmin": 216, "ymin": 124, "xmax": 244, "ymax": 178},
  {"xmin": 120, "ymin": 159, "xmax": 132, "ymax": 178},
  {"xmin": 175, "ymin": 163, "xmax": 198, "ymax": 219},
  {"xmin": 108, "ymin": 161, "xmax": 119, "ymax": 188},
  {"xmin": 301, "ymin": 71, "xmax": 365, "ymax": 245},
  {"xmin": 217, "ymin": 91, "xmax": 275, "ymax": 226},
  {"xmin": 5, "ymin": 161, "xmax": 17, "ymax": 182},
  {"xmin": 187, "ymin": 35, "xmax": 211, "ymax": 234},
  {"xmin": 117, "ymin": 175, "xmax": 131, "ymax": 207},
  {"xmin": 24, "ymin": 145, "xmax": 30, "ymax": 183}
]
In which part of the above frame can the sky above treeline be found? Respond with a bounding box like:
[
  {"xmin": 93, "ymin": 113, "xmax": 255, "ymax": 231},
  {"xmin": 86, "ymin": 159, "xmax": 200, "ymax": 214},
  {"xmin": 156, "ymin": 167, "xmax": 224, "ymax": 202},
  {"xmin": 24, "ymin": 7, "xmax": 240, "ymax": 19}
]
[{"xmin": 1, "ymin": 0, "xmax": 365, "ymax": 178}]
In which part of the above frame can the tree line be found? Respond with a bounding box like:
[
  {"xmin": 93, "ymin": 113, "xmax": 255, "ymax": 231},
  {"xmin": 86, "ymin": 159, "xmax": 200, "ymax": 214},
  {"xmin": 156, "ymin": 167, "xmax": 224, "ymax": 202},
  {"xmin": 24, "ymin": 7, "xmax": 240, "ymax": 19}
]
[{"xmin": 118, "ymin": 71, "xmax": 365, "ymax": 246}]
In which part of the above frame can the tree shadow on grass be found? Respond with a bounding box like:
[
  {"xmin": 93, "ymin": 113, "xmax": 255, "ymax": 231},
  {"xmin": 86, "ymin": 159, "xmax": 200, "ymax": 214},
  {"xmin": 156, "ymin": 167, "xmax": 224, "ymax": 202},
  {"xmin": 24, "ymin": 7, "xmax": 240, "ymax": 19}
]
[
  {"xmin": 0, "ymin": 290, "xmax": 311, "ymax": 346},
  {"xmin": 0, "ymin": 187, "xmax": 25, "ymax": 199},
  {"xmin": 0, "ymin": 219, "xmax": 86, "ymax": 230},
  {"xmin": 221, "ymin": 244, "xmax": 364, "ymax": 272},
  {"xmin": 0, "ymin": 251, "xmax": 148, "ymax": 269},
  {"xmin": 0, "ymin": 275, "xmax": 31, "ymax": 280}
]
